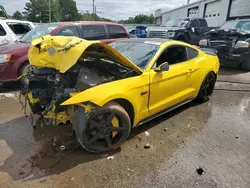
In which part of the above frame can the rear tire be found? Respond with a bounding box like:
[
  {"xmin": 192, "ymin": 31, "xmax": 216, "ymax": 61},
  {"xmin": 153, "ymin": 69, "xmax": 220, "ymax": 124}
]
[
  {"xmin": 80, "ymin": 102, "xmax": 131, "ymax": 153},
  {"xmin": 195, "ymin": 72, "xmax": 216, "ymax": 102}
]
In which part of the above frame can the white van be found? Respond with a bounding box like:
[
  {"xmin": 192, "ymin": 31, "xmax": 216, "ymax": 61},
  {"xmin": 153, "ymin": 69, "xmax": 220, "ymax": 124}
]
[{"xmin": 0, "ymin": 18, "xmax": 35, "ymax": 45}]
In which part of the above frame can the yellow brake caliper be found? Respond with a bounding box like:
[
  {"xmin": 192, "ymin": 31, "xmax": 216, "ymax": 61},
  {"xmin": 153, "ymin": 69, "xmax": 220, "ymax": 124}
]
[{"xmin": 111, "ymin": 116, "xmax": 119, "ymax": 138}]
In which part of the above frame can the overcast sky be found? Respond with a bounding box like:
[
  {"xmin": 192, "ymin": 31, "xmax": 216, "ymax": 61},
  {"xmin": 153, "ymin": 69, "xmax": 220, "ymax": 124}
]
[{"xmin": 2, "ymin": 0, "xmax": 198, "ymax": 20}]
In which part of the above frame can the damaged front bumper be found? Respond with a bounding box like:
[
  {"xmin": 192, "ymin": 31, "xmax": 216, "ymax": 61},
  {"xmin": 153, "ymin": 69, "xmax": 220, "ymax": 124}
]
[{"xmin": 217, "ymin": 50, "xmax": 250, "ymax": 67}]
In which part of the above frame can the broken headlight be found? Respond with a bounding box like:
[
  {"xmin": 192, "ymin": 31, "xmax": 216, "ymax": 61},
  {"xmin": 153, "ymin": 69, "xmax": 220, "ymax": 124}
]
[
  {"xmin": 234, "ymin": 41, "xmax": 250, "ymax": 49},
  {"xmin": 199, "ymin": 39, "xmax": 208, "ymax": 46}
]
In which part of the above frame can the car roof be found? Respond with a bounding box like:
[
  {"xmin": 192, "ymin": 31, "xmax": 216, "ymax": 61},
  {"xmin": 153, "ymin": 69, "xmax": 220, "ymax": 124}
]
[
  {"xmin": 47, "ymin": 21, "xmax": 124, "ymax": 27},
  {"xmin": 115, "ymin": 38, "xmax": 172, "ymax": 45},
  {"xmin": 0, "ymin": 19, "xmax": 33, "ymax": 24}
]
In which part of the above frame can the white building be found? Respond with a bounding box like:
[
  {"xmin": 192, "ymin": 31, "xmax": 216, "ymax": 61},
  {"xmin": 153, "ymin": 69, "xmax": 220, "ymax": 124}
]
[{"xmin": 155, "ymin": 0, "xmax": 250, "ymax": 27}]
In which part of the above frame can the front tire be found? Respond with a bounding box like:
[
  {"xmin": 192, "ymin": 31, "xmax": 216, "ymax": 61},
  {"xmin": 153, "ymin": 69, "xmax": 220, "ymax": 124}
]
[
  {"xmin": 241, "ymin": 59, "xmax": 250, "ymax": 71},
  {"xmin": 195, "ymin": 72, "xmax": 216, "ymax": 102},
  {"xmin": 19, "ymin": 63, "xmax": 33, "ymax": 85},
  {"xmin": 80, "ymin": 102, "xmax": 131, "ymax": 153}
]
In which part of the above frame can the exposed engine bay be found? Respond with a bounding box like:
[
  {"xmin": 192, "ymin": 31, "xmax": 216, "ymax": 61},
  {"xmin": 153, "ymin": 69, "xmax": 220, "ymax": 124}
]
[
  {"xmin": 200, "ymin": 29, "xmax": 250, "ymax": 70},
  {"xmin": 21, "ymin": 47, "xmax": 137, "ymax": 126}
]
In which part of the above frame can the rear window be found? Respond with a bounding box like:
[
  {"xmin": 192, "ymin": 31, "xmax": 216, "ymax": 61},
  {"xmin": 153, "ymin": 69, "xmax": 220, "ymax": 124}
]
[
  {"xmin": 199, "ymin": 19, "xmax": 207, "ymax": 27},
  {"xmin": 186, "ymin": 47, "xmax": 198, "ymax": 60},
  {"xmin": 7, "ymin": 22, "xmax": 32, "ymax": 35},
  {"xmin": 81, "ymin": 25, "xmax": 106, "ymax": 40},
  {"xmin": 0, "ymin": 24, "xmax": 6, "ymax": 36},
  {"xmin": 107, "ymin": 25, "xmax": 127, "ymax": 38}
]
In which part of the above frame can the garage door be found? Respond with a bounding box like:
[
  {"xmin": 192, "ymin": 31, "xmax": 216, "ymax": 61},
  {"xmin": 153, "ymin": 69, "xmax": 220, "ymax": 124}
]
[
  {"xmin": 204, "ymin": 0, "xmax": 221, "ymax": 27},
  {"xmin": 188, "ymin": 8, "xmax": 199, "ymax": 18},
  {"xmin": 230, "ymin": 0, "xmax": 250, "ymax": 18},
  {"xmin": 162, "ymin": 12, "xmax": 170, "ymax": 25}
]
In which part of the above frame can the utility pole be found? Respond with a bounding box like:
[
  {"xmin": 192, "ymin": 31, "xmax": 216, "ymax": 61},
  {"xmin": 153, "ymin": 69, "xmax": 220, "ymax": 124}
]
[
  {"xmin": 49, "ymin": 0, "xmax": 51, "ymax": 23},
  {"xmin": 95, "ymin": 5, "xmax": 96, "ymax": 21},
  {"xmin": 92, "ymin": 0, "xmax": 95, "ymax": 21}
]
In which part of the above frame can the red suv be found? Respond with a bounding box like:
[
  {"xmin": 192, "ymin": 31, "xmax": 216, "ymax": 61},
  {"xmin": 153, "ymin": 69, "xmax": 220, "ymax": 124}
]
[{"xmin": 0, "ymin": 21, "xmax": 129, "ymax": 84}]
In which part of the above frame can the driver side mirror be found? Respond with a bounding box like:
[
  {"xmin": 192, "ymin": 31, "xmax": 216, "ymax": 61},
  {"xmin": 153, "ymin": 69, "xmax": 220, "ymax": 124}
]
[{"xmin": 155, "ymin": 62, "xmax": 169, "ymax": 72}]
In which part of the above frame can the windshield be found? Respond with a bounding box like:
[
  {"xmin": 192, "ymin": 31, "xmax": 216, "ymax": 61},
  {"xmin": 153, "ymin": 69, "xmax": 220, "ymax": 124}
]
[
  {"xmin": 220, "ymin": 20, "xmax": 250, "ymax": 32},
  {"xmin": 110, "ymin": 41, "xmax": 159, "ymax": 69},
  {"xmin": 20, "ymin": 24, "xmax": 60, "ymax": 43},
  {"xmin": 163, "ymin": 18, "xmax": 189, "ymax": 27}
]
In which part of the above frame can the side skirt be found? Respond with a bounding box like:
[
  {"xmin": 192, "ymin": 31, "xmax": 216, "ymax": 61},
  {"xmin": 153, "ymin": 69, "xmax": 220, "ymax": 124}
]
[{"xmin": 137, "ymin": 99, "xmax": 193, "ymax": 126}]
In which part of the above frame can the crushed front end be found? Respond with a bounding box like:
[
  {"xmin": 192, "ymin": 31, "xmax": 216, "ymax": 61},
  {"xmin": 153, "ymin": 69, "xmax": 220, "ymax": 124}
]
[
  {"xmin": 19, "ymin": 35, "xmax": 140, "ymax": 153},
  {"xmin": 199, "ymin": 29, "xmax": 250, "ymax": 70}
]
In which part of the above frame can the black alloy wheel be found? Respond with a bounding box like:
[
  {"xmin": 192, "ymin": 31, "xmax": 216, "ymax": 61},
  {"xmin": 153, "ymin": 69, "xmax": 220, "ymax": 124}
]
[
  {"xmin": 196, "ymin": 72, "xmax": 216, "ymax": 102},
  {"xmin": 81, "ymin": 102, "xmax": 131, "ymax": 153}
]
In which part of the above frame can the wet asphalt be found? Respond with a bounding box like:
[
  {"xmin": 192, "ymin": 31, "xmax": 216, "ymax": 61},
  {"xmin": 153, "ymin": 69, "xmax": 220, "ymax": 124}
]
[{"xmin": 0, "ymin": 68, "xmax": 249, "ymax": 188}]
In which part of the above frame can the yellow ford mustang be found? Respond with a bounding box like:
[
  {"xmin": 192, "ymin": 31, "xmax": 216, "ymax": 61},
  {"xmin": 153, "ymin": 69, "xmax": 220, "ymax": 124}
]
[{"xmin": 22, "ymin": 35, "xmax": 219, "ymax": 153}]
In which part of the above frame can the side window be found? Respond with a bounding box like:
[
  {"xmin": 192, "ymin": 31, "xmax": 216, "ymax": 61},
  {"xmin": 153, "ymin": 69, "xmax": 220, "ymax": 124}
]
[
  {"xmin": 154, "ymin": 46, "xmax": 187, "ymax": 68},
  {"xmin": 81, "ymin": 25, "xmax": 106, "ymax": 40},
  {"xmin": 190, "ymin": 20, "xmax": 199, "ymax": 27},
  {"xmin": 107, "ymin": 25, "xmax": 127, "ymax": 38},
  {"xmin": 199, "ymin": 19, "xmax": 207, "ymax": 27},
  {"xmin": 55, "ymin": 26, "xmax": 78, "ymax": 37},
  {"xmin": 0, "ymin": 24, "xmax": 6, "ymax": 36},
  {"xmin": 7, "ymin": 23, "xmax": 32, "ymax": 35},
  {"xmin": 186, "ymin": 47, "xmax": 198, "ymax": 60}
]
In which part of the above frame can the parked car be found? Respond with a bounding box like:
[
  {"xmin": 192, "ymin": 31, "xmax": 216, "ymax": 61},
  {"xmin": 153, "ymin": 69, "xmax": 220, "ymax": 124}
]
[
  {"xmin": 129, "ymin": 25, "xmax": 148, "ymax": 38},
  {"xmin": 0, "ymin": 21, "xmax": 129, "ymax": 84},
  {"xmin": 22, "ymin": 36, "xmax": 219, "ymax": 153},
  {"xmin": 148, "ymin": 18, "xmax": 212, "ymax": 45},
  {"xmin": 199, "ymin": 19, "xmax": 250, "ymax": 71},
  {"xmin": 0, "ymin": 19, "xmax": 35, "ymax": 45}
]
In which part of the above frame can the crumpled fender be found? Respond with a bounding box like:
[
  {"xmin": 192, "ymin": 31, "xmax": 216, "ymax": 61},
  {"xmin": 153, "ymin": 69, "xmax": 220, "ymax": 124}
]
[
  {"xmin": 61, "ymin": 81, "xmax": 134, "ymax": 107},
  {"xmin": 61, "ymin": 75, "xmax": 149, "ymax": 126}
]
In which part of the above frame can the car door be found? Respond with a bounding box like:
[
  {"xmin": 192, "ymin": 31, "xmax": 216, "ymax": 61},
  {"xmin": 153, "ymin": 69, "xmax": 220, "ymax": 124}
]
[
  {"xmin": 189, "ymin": 19, "xmax": 200, "ymax": 45},
  {"xmin": 198, "ymin": 19, "xmax": 208, "ymax": 37},
  {"xmin": 148, "ymin": 45, "xmax": 197, "ymax": 116}
]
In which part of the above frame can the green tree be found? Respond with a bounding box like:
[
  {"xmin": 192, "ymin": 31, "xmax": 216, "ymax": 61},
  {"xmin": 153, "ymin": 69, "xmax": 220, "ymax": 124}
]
[
  {"xmin": 13, "ymin": 11, "xmax": 23, "ymax": 20},
  {"xmin": 59, "ymin": 0, "xmax": 80, "ymax": 21},
  {"xmin": 119, "ymin": 14, "xmax": 155, "ymax": 24},
  {"xmin": 23, "ymin": 0, "xmax": 61, "ymax": 23}
]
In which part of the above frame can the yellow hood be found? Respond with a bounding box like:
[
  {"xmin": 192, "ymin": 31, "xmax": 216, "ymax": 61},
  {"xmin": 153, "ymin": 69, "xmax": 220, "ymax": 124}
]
[{"xmin": 28, "ymin": 35, "xmax": 143, "ymax": 74}]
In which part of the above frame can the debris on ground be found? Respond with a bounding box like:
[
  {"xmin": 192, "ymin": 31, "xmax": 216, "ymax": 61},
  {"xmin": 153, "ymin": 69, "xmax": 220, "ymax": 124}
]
[
  {"xmin": 135, "ymin": 144, "xmax": 139, "ymax": 148},
  {"xmin": 235, "ymin": 136, "xmax": 239, "ymax": 139},
  {"xmin": 39, "ymin": 179, "xmax": 47, "ymax": 183},
  {"xmin": 144, "ymin": 143, "xmax": 152, "ymax": 149},
  {"xmin": 60, "ymin": 145, "xmax": 66, "ymax": 151},
  {"xmin": 196, "ymin": 167, "xmax": 205, "ymax": 175},
  {"xmin": 22, "ymin": 173, "xmax": 34, "ymax": 181},
  {"xmin": 136, "ymin": 136, "xmax": 143, "ymax": 142},
  {"xmin": 107, "ymin": 156, "xmax": 114, "ymax": 160},
  {"xmin": 102, "ymin": 175, "xmax": 109, "ymax": 180},
  {"xmin": 144, "ymin": 131, "xmax": 150, "ymax": 136},
  {"xmin": 70, "ymin": 177, "xmax": 75, "ymax": 181},
  {"xmin": 188, "ymin": 124, "xmax": 190, "ymax": 127},
  {"xmin": 164, "ymin": 128, "xmax": 168, "ymax": 131}
]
